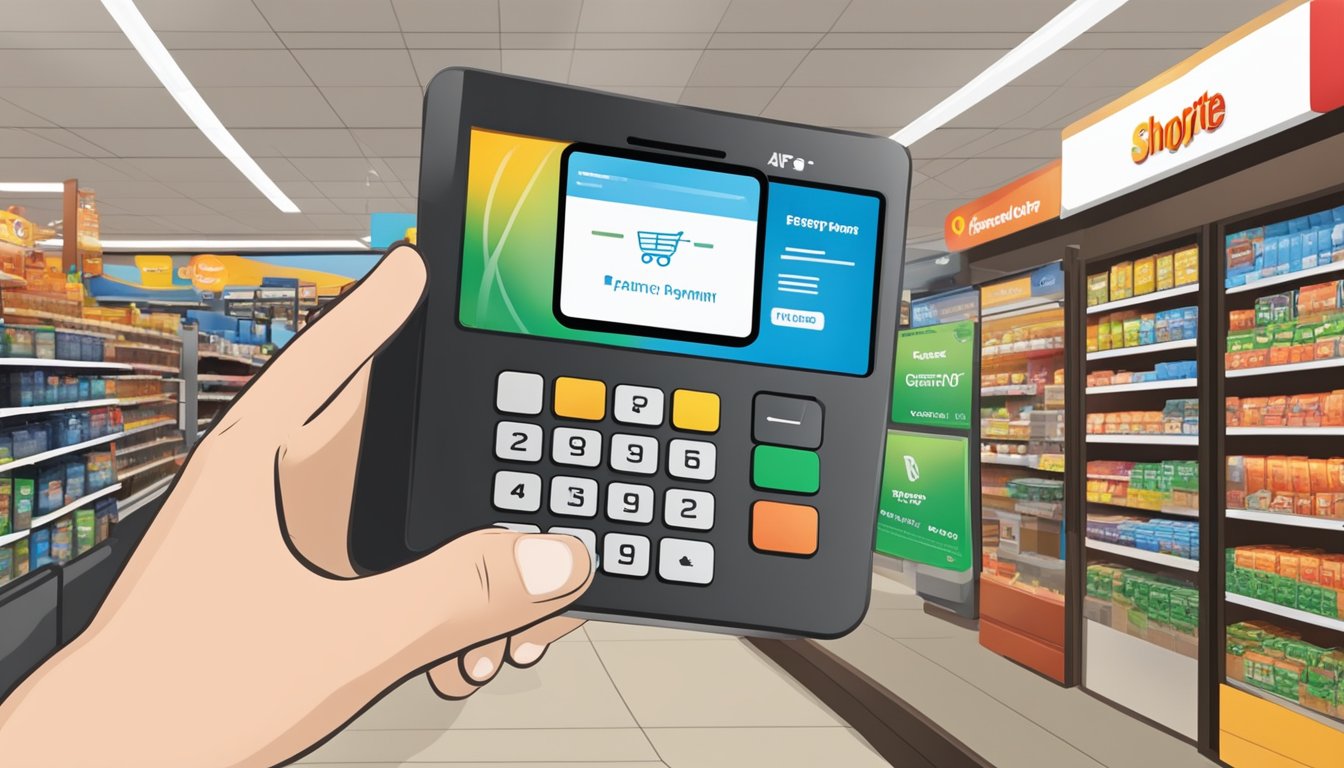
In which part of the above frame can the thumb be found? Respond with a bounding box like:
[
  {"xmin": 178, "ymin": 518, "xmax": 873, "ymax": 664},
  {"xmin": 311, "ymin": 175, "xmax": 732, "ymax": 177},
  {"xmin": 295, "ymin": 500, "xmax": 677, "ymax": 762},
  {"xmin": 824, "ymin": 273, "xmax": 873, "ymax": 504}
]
[{"xmin": 372, "ymin": 529, "xmax": 593, "ymax": 670}]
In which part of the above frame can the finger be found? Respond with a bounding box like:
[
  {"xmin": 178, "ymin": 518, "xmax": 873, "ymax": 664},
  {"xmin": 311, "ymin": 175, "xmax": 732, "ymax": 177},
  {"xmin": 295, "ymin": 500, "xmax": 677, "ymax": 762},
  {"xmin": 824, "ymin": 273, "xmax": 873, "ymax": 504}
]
[
  {"xmin": 274, "ymin": 360, "xmax": 372, "ymax": 578},
  {"xmin": 461, "ymin": 638, "xmax": 507, "ymax": 683},
  {"xmin": 232, "ymin": 244, "xmax": 427, "ymax": 430},
  {"xmin": 364, "ymin": 530, "xmax": 593, "ymax": 671},
  {"xmin": 509, "ymin": 616, "xmax": 586, "ymax": 667},
  {"xmin": 426, "ymin": 661, "xmax": 478, "ymax": 700}
]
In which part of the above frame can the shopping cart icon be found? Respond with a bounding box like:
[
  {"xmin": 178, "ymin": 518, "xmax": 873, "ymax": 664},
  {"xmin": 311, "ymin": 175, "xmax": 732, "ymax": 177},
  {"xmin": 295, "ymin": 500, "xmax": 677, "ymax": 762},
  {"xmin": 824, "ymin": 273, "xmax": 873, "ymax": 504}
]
[{"xmin": 636, "ymin": 230, "xmax": 686, "ymax": 267}]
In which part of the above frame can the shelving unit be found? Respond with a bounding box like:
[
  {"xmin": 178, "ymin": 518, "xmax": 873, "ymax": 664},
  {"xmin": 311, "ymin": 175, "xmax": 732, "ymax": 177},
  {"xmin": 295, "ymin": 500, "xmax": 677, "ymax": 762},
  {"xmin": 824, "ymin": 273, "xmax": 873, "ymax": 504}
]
[
  {"xmin": 1086, "ymin": 434, "xmax": 1199, "ymax": 446},
  {"xmin": 1085, "ymin": 338, "xmax": 1198, "ymax": 361},
  {"xmin": 1085, "ymin": 539, "xmax": 1200, "ymax": 572}
]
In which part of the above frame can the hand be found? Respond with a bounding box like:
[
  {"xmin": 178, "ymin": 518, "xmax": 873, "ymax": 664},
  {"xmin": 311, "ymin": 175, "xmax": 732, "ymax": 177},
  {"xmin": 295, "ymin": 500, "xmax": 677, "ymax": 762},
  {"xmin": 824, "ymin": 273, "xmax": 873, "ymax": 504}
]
[{"xmin": 0, "ymin": 246, "xmax": 593, "ymax": 767}]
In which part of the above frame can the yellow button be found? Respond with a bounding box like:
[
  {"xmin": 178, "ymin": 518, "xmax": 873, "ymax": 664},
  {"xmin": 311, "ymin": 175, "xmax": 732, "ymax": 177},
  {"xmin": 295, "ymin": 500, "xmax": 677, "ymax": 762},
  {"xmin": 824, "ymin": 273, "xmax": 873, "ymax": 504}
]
[
  {"xmin": 554, "ymin": 377, "xmax": 606, "ymax": 421},
  {"xmin": 672, "ymin": 389, "xmax": 720, "ymax": 433}
]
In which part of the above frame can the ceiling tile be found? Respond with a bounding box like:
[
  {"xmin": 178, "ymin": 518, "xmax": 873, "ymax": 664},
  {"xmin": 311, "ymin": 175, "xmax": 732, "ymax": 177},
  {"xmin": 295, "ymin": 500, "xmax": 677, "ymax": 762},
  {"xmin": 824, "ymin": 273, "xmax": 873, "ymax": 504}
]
[
  {"xmin": 574, "ymin": 33, "xmax": 712, "ymax": 49},
  {"xmin": 290, "ymin": 158, "xmax": 383, "ymax": 182},
  {"xmin": 687, "ymin": 50, "xmax": 807, "ymax": 87},
  {"xmin": 941, "ymin": 128, "xmax": 1032, "ymax": 159},
  {"xmin": 1001, "ymin": 86, "xmax": 1130, "ymax": 129},
  {"xmin": 392, "ymin": 0, "xmax": 499, "ymax": 31},
  {"xmin": 788, "ymin": 49, "xmax": 1004, "ymax": 87},
  {"xmin": 173, "ymin": 50, "xmax": 313, "ymax": 87},
  {"xmin": 0, "ymin": 51, "xmax": 159, "ymax": 88},
  {"xmin": 818, "ymin": 32, "xmax": 1027, "ymax": 49},
  {"xmin": 1094, "ymin": 0, "xmax": 1283, "ymax": 33},
  {"xmin": 381, "ymin": 158, "xmax": 421, "ymax": 184},
  {"xmin": 969, "ymin": 130, "xmax": 1062, "ymax": 159},
  {"xmin": 1062, "ymin": 48, "xmax": 1193, "ymax": 87},
  {"xmin": 569, "ymin": 50, "xmax": 702, "ymax": 87},
  {"xmin": 501, "ymin": 0, "xmax": 582, "ymax": 32},
  {"xmin": 943, "ymin": 86, "xmax": 1057, "ymax": 129},
  {"xmin": 3, "ymin": 0, "xmax": 119, "ymax": 32},
  {"xmin": 162, "ymin": 213, "xmax": 258, "ymax": 234},
  {"xmin": 124, "ymin": 157, "xmax": 244, "ymax": 183},
  {"xmin": 501, "ymin": 51, "xmax": 573, "ymax": 81},
  {"xmin": 169, "ymin": 180, "xmax": 320, "ymax": 199},
  {"xmin": 936, "ymin": 158, "xmax": 1047, "ymax": 194},
  {"xmin": 834, "ymin": 0, "xmax": 1071, "ymax": 33},
  {"xmin": 99, "ymin": 197, "xmax": 220, "ymax": 216},
  {"xmin": 914, "ymin": 158, "xmax": 965, "ymax": 177},
  {"xmin": 100, "ymin": 215, "xmax": 189, "ymax": 235},
  {"xmin": 315, "ymin": 180, "xmax": 399, "ymax": 199},
  {"xmin": 0, "ymin": 32, "xmax": 130, "ymax": 49},
  {"xmin": 278, "ymin": 32, "xmax": 407, "ymax": 48},
  {"xmin": 0, "ymin": 88, "xmax": 190, "ymax": 128},
  {"xmin": 76, "ymin": 180, "xmax": 182, "ymax": 199},
  {"xmin": 136, "ymin": 0, "xmax": 272, "ymax": 31},
  {"xmin": 232, "ymin": 129, "xmax": 364, "ymax": 158},
  {"xmin": 0, "ymin": 158, "xmax": 134, "ymax": 182},
  {"xmin": 0, "ymin": 128, "xmax": 89, "ymax": 158},
  {"xmin": 409, "ymin": 50, "xmax": 503, "ymax": 86},
  {"xmin": 197, "ymin": 87, "xmax": 344, "ymax": 128},
  {"xmin": 322, "ymin": 87, "xmax": 425, "ymax": 128},
  {"xmin": 909, "ymin": 176, "xmax": 964, "ymax": 201},
  {"xmin": 1008, "ymin": 50, "xmax": 1104, "ymax": 87},
  {"xmin": 761, "ymin": 87, "xmax": 950, "ymax": 127},
  {"xmin": 1069, "ymin": 31, "xmax": 1223, "ymax": 49},
  {"xmin": 577, "ymin": 0, "xmax": 730, "ymax": 32},
  {"xmin": 203, "ymin": 196, "xmax": 338, "ymax": 215},
  {"xmin": 21, "ymin": 128, "xmax": 113, "ymax": 157},
  {"xmin": 293, "ymin": 49, "xmax": 420, "ymax": 87},
  {"xmin": 0, "ymin": 97, "xmax": 52, "ymax": 127},
  {"xmin": 403, "ymin": 32, "xmax": 500, "ymax": 48},
  {"xmin": 716, "ymin": 0, "xmax": 848, "ymax": 32},
  {"xmin": 253, "ymin": 158, "xmax": 310, "ymax": 182},
  {"xmin": 305, "ymin": 213, "xmax": 367, "ymax": 231},
  {"xmin": 253, "ymin": 0, "xmax": 401, "ymax": 32},
  {"xmin": 70, "ymin": 128, "xmax": 217, "ymax": 157},
  {"xmin": 708, "ymin": 33, "xmax": 821, "ymax": 49},
  {"xmin": 350, "ymin": 128, "xmax": 422, "ymax": 157},
  {"xmin": 907, "ymin": 128, "xmax": 992, "ymax": 159},
  {"xmin": 501, "ymin": 33, "xmax": 575, "ymax": 49},
  {"xmin": 677, "ymin": 86, "xmax": 778, "ymax": 114},
  {"xmin": 159, "ymin": 32, "xmax": 284, "ymax": 49},
  {"xmin": 333, "ymin": 197, "xmax": 403, "ymax": 215}
]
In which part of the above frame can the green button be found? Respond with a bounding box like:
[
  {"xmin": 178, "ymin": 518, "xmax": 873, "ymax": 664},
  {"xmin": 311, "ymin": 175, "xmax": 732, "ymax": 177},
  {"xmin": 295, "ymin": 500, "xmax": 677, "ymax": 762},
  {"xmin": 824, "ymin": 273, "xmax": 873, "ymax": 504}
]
[{"xmin": 752, "ymin": 445, "xmax": 819, "ymax": 494}]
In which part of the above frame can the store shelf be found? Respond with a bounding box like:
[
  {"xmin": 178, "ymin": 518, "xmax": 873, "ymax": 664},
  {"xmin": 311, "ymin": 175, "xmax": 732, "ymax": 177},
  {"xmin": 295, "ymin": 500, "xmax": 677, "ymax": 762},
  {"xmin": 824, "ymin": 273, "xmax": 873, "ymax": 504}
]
[
  {"xmin": 0, "ymin": 357, "xmax": 132, "ymax": 371},
  {"xmin": 1085, "ymin": 379, "xmax": 1198, "ymax": 395},
  {"xmin": 116, "ymin": 435, "xmax": 184, "ymax": 458},
  {"xmin": 120, "ymin": 418, "xmax": 178, "ymax": 438},
  {"xmin": 106, "ymin": 340, "xmax": 179, "ymax": 356},
  {"xmin": 1086, "ymin": 283, "xmax": 1199, "ymax": 314},
  {"xmin": 117, "ymin": 393, "xmax": 175, "ymax": 406},
  {"xmin": 197, "ymin": 392, "xmax": 236, "ymax": 402},
  {"xmin": 126, "ymin": 362, "xmax": 180, "ymax": 374},
  {"xmin": 1087, "ymin": 499, "xmax": 1200, "ymax": 518},
  {"xmin": 199, "ymin": 351, "xmax": 261, "ymax": 366},
  {"xmin": 1085, "ymin": 339, "xmax": 1198, "ymax": 361},
  {"xmin": 982, "ymin": 345, "xmax": 1066, "ymax": 362},
  {"xmin": 1225, "ymin": 678, "xmax": 1344, "ymax": 733},
  {"xmin": 1226, "ymin": 508, "xmax": 1344, "ymax": 530},
  {"xmin": 1226, "ymin": 593, "xmax": 1344, "ymax": 632},
  {"xmin": 1085, "ymin": 539, "xmax": 1200, "ymax": 571},
  {"xmin": 198, "ymin": 374, "xmax": 251, "ymax": 385},
  {"xmin": 1226, "ymin": 356, "xmax": 1344, "ymax": 378},
  {"xmin": 0, "ymin": 398, "xmax": 117, "ymax": 419},
  {"xmin": 3, "ymin": 308, "xmax": 182, "ymax": 342},
  {"xmin": 0, "ymin": 431, "xmax": 124, "ymax": 474},
  {"xmin": 1226, "ymin": 259, "xmax": 1344, "ymax": 294},
  {"xmin": 980, "ymin": 454, "xmax": 1065, "ymax": 472},
  {"xmin": 980, "ymin": 384, "xmax": 1042, "ymax": 397},
  {"xmin": 981, "ymin": 297, "xmax": 1062, "ymax": 319},
  {"xmin": 119, "ymin": 453, "xmax": 184, "ymax": 481},
  {"xmin": 0, "ymin": 271, "xmax": 27, "ymax": 287},
  {"xmin": 1227, "ymin": 426, "xmax": 1344, "ymax": 436},
  {"xmin": 29, "ymin": 483, "xmax": 123, "ymax": 529},
  {"xmin": 0, "ymin": 528, "xmax": 29, "ymax": 547},
  {"xmin": 1085, "ymin": 433, "xmax": 1199, "ymax": 445},
  {"xmin": 117, "ymin": 476, "xmax": 173, "ymax": 521}
]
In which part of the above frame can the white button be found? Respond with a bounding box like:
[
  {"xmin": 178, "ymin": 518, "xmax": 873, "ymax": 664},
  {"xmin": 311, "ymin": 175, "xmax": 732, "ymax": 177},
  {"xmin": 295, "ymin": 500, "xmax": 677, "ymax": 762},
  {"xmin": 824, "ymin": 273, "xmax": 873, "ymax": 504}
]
[
  {"xmin": 495, "ymin": 421, "xmax": 543, "ymax": 463},
  {"xmin": 668, "ymin": 439, "xmax": 716, "ymax": 481},
  {"xmin": 552, "ymin": 427, "xmax": 602, "ymax": 467},
  {"xmin": 664, "ymin": 489, "xmax": 714, "ymax": 531},
  {"xmin": 492, "ymin": 470, "xmax": 541, "ymax": 512},
  {"xmin": 496, "ymin": 371, "xmax": 543, "ymax": 415},
  {"xmin": 549, "ymin": 526, "xmax": 598, "ymax": 569},
  {"xmin": 602, "ymin": 532, "xmax": 650, "ymax": 577},
  {"xmin": 769, "ymin": 307, "xmax": 825, "ymax": 331},
  {"xmin": 610, "ymin": 434, "xmax": 659, "ymax": 475},
  {"xmin": 606, "ymin": 481, "xmax": 654, "ymax": 524},
  {"xmin": 613, "ymin": 385, "xmax": 664, "ymax": 426},
  {"xmin": 658, "ymin": 538, "xmax": 714, "ymax": 585},
  {"xmin": 494, "ymin": 523, "xmax": 541, "ymax": 533},
  {"xmin": 550, "ymin": 476, "xmax": 598, "ymax": 518}
]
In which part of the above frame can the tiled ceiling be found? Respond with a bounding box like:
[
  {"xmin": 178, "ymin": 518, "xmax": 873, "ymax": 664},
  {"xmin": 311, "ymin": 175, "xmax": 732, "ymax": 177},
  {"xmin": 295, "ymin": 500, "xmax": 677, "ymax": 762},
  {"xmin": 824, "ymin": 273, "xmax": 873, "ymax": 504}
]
[{"xmin": 0, "ymin": 0, "xmax": 1284, "ymax": 249}]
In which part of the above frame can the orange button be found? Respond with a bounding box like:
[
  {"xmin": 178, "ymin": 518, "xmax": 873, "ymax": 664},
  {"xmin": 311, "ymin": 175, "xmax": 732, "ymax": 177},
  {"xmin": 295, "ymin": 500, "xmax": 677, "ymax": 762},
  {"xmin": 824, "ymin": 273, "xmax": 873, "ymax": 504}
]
[
  {"xmin": 751, "ymin": 500, "xmax": 818, "ymax": 556},
  {"xmin": 553, "ymin": 377, "xmax": 606, "ymax": 421}
]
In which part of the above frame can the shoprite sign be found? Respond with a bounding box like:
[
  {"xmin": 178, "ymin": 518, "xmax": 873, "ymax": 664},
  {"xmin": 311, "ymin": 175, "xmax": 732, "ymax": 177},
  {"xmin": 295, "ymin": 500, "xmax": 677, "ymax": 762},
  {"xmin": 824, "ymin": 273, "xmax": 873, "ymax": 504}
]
[
  {"xmin": 875, "ymin": 430, "xmax": 973, "ymax": 571},
  {"xmin": 944, "ymin": 160, "xmax": 1061, "ymax": 252},
  {"xmin": 1061, "ymin": 0, "xmax": 1344, "ymax": 215},
  {"xmin": 890, "ymin": 320, "xmax": 975, "ymax": 430}
]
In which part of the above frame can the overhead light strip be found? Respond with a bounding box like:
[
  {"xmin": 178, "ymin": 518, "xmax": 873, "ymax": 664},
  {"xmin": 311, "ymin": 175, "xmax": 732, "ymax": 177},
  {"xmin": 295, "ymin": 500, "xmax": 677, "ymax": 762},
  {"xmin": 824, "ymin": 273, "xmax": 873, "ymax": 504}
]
[
  {"xmin": 891, "ymin": 0, "xmax": 1130, "ymax": 146},
  {"xmin": 100, "ymin": 0, "xmax": 301, "ymax": 213},
  {"xmin": 0, "ymin": 183, "xmax": 66, "ymax": 193},
  {"xmin": 38, "ymin": 238, "xmax": 370, "ymax": 252}
]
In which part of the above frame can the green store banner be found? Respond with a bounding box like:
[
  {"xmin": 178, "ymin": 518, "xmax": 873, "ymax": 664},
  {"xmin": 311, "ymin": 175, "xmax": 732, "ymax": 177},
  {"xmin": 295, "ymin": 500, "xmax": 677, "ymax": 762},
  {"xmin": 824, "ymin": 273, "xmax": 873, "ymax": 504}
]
[
  {"xmin": 890, "ymin": 320, "xmax": 975, "ymax": 430},
  {"xmin": 875, "ymin": 430, "xmax": 973, "ymax": 571}
]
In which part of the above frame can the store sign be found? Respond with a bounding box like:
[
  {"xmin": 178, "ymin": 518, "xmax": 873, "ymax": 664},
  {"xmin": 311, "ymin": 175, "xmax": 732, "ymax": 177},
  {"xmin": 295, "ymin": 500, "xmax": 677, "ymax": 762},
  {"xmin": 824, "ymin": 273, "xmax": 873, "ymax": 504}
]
[
  {"xmin": 890, "ymin": 320, "xmax": 975, "ymax": 430},
  {"xmin": 911, "ymin": 288, "xmax": 978, "ymax": 328},
  {"xmin": 1030, "ymin": 262, "xmax": 1065, "ymax": 300},
  {"xmin": 944, "ymin": 161, "xmax": 1061, "ymax": 252},
  {"xmin": 980, "ymin": 274, "xmax": 1031, "ymax": 311},
  {"xmin": 875, "ymin": 430, "xmax": 973, "ymax": 571},
  {"xmin": 1061, "ymin": 0, "xmax": 1344, "ymax": 215}
]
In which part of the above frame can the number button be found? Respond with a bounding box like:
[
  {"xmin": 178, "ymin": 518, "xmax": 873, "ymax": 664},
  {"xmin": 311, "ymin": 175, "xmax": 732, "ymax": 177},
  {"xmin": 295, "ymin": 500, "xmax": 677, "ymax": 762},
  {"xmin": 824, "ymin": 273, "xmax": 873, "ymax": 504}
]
[
  {"xmin": 550, "ymin": 476, "xmax": 598, "ymax": 518},
  {"xmin": 664, "ymin": 489, "xmax": 714, "ymax": 531},
  {"xmin": 494, "ymin": 522, "xmax": 541, "ymax": 533},
  {"xmin": 496, "ymin": 371, "xmax": 543, "ymax": 415},
  {"xmin": 613, "ymin": 385, "xmax": 664, "ymax": 426},
  {"xmin": 548, "ymin": 526, "xmax": 599, "ymax": 569},
  {"xmin": 668, "ymin": 439, "xmax": 716, "ymax": 481},
  {"xmin": 610, "ymin": 434, "xmax": 659, "ymax": 475},
  {"xmin": 606, "ymin": 481, "xmax": 654, "ymax": 524},
  {"xmin": 492, "ymin": 470, "xmax": 541, "ymax": 512},
  {"xmin": 494, "ymin": 421, "xmax": 543, "ymax": 463},
  {"xmin": 552, "ymin": 427, "xmax": 602, "ymax": 467},
  {"xmin": 602, "ymin": 532, "xmax": 650, "ymax": 578},
  {"xmin": 659, "ymin": 539, "xmax": 714, "ymax": 585}
]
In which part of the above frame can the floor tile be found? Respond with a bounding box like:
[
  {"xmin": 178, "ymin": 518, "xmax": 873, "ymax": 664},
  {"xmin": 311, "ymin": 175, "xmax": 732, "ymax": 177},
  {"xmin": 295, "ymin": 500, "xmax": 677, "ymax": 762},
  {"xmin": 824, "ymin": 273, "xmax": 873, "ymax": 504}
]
[
  {"xmin": 646, "ymin": 727, "xmax": 888, "ymax": 768},
  {"xmin": 584, "ymin": 621, "xmax": 739, "ymax": 642},
  {"xmin": 301, "ymin": 764, "xmax": 664, "ymax": 767},
  {"xmin": 347, "ymin": 643, "xmax": 635, "ymax": 730},
  {"xmin": 593, "ymin": 638, "xmax": 844, "ymax": 728},
  {"xmin": 297, "ymin": 728, "xmax": 657, "ymax": 763},
  {"xmin": 863, "ymin": 606, "xmax": 964, "ymax": 639}
]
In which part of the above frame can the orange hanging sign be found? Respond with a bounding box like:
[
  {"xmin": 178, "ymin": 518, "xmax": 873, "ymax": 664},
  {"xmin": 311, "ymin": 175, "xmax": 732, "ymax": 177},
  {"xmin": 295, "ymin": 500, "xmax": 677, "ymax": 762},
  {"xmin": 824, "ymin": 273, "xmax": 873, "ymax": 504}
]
[{"xmin": 944, "ymin": 160, "xmax": 1061, "ymax": 252}]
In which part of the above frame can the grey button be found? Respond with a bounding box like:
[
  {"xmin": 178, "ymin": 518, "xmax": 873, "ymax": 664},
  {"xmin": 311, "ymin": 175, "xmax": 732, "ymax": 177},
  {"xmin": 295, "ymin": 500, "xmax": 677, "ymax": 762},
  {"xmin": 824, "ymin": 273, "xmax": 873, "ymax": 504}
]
[
  {"xmin": 658, "ymin": 538, "xmax": 714, "ymax": 585},
  {"xmin": 753, "ymin": 394, "xmax": 822, "ymax": 449}
]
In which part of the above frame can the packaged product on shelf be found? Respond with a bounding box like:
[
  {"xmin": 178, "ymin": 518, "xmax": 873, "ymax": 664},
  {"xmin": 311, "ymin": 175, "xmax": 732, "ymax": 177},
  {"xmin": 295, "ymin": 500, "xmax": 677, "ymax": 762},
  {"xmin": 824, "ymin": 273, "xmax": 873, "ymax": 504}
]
[
  {"xmin": 50, "ymin": 518, "xmax": 72, "ymax": 565},
  {"xmin": 12, "ymin": 476, "xmax": 33, "ymax": 531},
  {"xmin": 28, "ymin": 527, "xmax": 50, "ymax": 569},
  {"xmin": 74, "ymin": 508, "xmax": 96, "ymax": 555},
  {"xmin": 0, "ymin": 544, "xmax": 11, "ymax": 585},
  {"xmin": 1110, "ymin": 260, "xmax": 1134, "ymax": 300},
  {"xmin": 35, "ymin": 464, "xmax": 62, "ymax": 514},
  {"xmin": 94, "ymin": 497, "xmax": 116, "ymax": 541},
  {"xmin": 1156, "ymin": 252, "xmax": 1175, "ymax": 291},
  {"xmin": 1088, "ymin": 272, "xmax": 1109, "ymax": 306},
  {"xmin": 1134, "ymin": 255, "xmax": 1156, "ymax": 295},
  {"xmin": 0, "ymin": 477, "xmax": 9, "ymax": 537},
  {"xmin": 1173, "ymin": 246, "xmax": 1199, "ymax": 286},
  {"xmin": 63, "ymin": 460, "xmax": 85, "ymax": 504}
]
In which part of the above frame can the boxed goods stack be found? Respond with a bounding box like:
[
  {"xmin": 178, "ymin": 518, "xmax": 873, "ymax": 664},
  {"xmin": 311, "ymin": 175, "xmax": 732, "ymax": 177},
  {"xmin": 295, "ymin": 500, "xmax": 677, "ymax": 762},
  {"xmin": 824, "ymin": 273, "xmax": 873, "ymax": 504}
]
[
  {"xmin": 1227, "ymin": 454, "xmax": 1344, "ymax": 519},
  {"xmin": 1226, "ymin": 621, "xmax": 1344, "ymax": 722},
  {"xmin": 1086, "ymin": 564, "xmax": 1200, "ymax": 658},
  {"xmin": 1086, "ymin": 398, "xmax": 1199, "ymax": 436},
  {"xmin": 1225, "ymin": 205, "xmax": 1344, "ymax": 289},
  {"xmin": 1228, "ymin": 546, "xmax": 1344, "ymax": 620},
  {"xmin": 1225, "ymin": 280, "xmax": 1344, "ymax": 370}
]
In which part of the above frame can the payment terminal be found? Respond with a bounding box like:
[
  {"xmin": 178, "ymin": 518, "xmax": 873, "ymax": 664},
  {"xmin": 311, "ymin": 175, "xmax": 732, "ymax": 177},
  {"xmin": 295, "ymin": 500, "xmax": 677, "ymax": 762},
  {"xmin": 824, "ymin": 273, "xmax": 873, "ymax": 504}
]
[{"xmin": 350, "ymin": 69, "xmax": 911, "ymax": 638}]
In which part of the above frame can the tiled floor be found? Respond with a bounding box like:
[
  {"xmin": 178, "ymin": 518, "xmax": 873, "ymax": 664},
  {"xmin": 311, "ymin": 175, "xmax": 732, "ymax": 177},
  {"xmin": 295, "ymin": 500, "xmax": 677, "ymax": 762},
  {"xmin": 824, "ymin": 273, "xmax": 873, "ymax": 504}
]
[
  {"xmin": 298, "ymin": 620, "xmax": 888, "ymax": 767},
  {"xmin": 821, "ymin": 572, "xmax": 1219, "ymax": 768}
]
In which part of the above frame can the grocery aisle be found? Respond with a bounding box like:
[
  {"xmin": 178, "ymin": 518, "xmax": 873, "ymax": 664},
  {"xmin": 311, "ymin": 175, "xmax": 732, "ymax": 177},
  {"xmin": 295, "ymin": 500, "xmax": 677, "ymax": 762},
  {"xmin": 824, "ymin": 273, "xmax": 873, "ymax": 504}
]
[
  {"xmin": 298, "ymin": 621, "xmax": 889, "ymax": 767},
  {"xmin": 821, "ymin": 572, "xmax": 1218, "ymax": 768}
]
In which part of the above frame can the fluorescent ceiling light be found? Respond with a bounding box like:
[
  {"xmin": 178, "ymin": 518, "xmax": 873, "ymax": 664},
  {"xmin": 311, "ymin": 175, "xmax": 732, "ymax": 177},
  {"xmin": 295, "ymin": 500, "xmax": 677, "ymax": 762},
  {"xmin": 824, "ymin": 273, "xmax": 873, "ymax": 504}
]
[
  {"xmin": 38, "ymin": 238, "xmax": 370, "ymax": 251},
  {"xmin": 0, "ymin": 182, "xmax": 65, "ymax": 193},
  {"xmin": 891, "ymin": 0, "xmax": 1130, "ymax": 146},
  {"xmin": 100, "ymin": 0, "xmax": 300, "ymax": 214}
]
